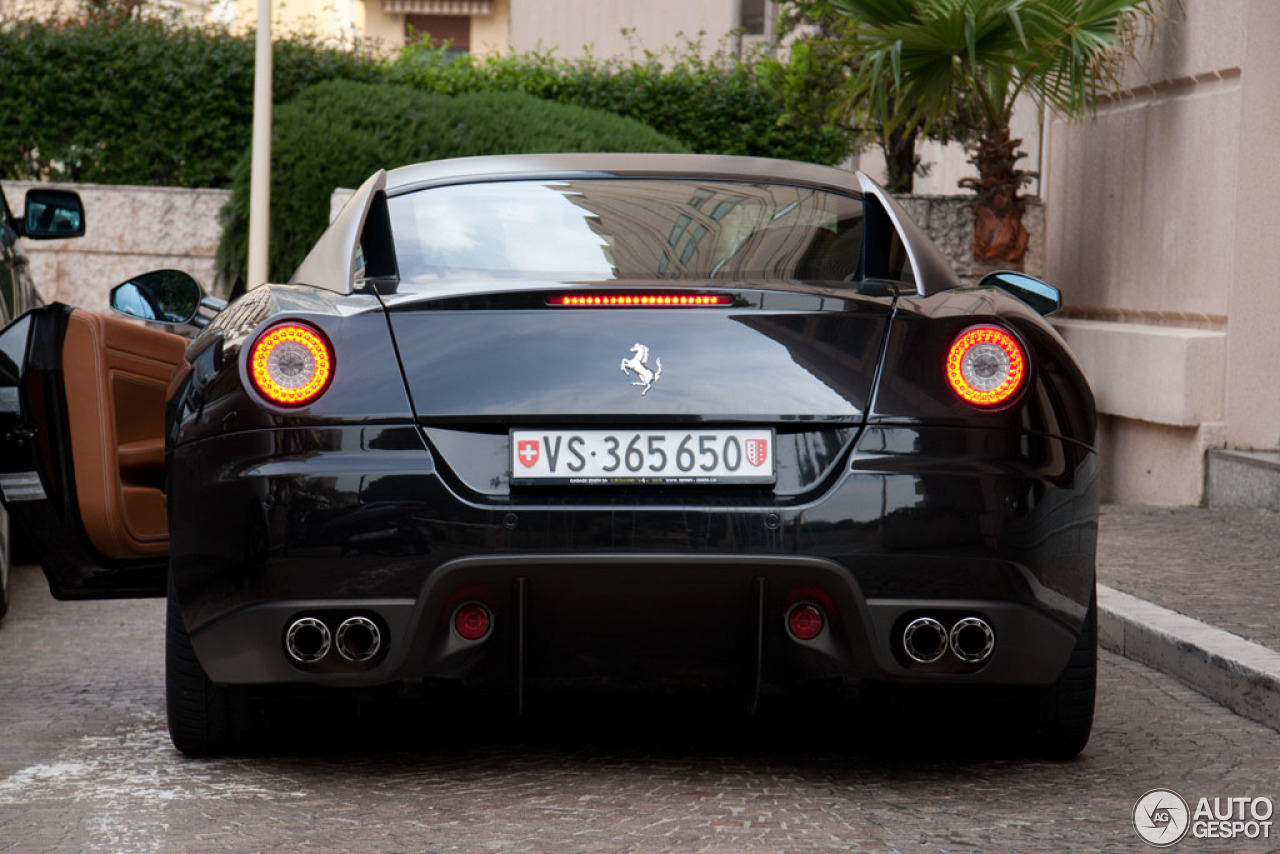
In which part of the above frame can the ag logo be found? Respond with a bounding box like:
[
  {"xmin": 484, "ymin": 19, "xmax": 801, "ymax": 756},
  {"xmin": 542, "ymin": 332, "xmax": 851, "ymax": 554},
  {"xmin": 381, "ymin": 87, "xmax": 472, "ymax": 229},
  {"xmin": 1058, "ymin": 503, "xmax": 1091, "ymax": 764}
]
[{"xmin": 1134, "ymin": 789, "xmax": 1190, "ymax": 847}]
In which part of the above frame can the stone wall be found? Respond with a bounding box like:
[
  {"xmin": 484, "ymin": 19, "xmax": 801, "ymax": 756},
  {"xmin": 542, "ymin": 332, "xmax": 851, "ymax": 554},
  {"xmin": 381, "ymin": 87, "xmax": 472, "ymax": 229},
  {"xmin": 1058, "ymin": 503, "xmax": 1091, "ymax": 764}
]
[
  {"xmin": 896, "ymin": 195, "xmax": 1045, "ymax": 287},
  {"xmin": 2, "ymin": 181, "xmax": 231, "ymax": 314}
]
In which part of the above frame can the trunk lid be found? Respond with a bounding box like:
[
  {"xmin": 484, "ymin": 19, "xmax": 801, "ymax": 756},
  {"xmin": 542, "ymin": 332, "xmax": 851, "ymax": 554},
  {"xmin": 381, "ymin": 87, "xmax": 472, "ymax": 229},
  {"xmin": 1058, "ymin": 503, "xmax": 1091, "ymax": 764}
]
[{"xmin": 380, "ymin": 283, "xmax": 894, "ymax": 425}]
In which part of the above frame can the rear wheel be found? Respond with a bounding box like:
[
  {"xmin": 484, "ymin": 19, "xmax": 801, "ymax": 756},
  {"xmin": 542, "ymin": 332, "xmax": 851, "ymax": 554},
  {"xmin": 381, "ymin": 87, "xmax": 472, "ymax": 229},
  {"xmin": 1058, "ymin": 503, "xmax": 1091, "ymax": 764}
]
[
  {"xmin": 166, "ymin": 576, "xmax": 263, "ymax": 757},
  {"xmin": 1027, "ymin": 589, "xmax": 1097, "ymax": 759},
  {"xmin": 0, "ymin": 509, "xmax": 11, "ymax": 620}
]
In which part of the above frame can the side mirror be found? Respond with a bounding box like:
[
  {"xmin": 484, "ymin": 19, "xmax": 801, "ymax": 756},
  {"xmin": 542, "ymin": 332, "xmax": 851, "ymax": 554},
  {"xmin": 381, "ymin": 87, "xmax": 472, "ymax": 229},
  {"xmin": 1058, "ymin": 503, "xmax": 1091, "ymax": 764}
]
[
  {"xmin": 22, "ymin": 190, "xmax": 85, "ymax": 240},
  {"xmin": 110, "ymin": 270, "xmax": 204, "ymax": 325},
  {"xmin": 978, "ymin": 270, "xmax": 1061, "ymax": 317}
]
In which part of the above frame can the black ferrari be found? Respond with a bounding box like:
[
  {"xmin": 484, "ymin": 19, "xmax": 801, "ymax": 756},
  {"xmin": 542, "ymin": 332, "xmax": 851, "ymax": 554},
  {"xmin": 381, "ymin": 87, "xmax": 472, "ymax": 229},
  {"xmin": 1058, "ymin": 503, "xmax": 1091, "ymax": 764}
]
[{"xmin": 0, "ymin": 154, "xmax": 1098, "ymax": 757}]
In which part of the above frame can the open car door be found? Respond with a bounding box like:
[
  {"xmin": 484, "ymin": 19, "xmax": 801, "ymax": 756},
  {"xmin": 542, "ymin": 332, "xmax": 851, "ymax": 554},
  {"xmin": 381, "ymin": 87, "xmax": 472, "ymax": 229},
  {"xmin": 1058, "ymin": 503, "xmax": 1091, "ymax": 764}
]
[{"xmin": 0, "ymin": 304, "xmax": 186, "ymax": 598}]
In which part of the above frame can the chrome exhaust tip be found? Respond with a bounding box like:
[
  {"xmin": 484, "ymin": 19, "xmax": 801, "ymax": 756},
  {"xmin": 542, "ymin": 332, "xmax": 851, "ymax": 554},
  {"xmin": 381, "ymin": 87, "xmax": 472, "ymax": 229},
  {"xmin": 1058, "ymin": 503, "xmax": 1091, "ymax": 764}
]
[
  {"xmin": 949, "ymin": 617, "xmax": 995, "ymax": 663},
  {"xmin": 285, "ymin": 617, "xmax": 332, "ymax": 664},
  {"xmin": 335, "ymin": 616, "xmax": 382, "ymax": 662},
  {"xmin": 902, "ymin": 617, "xmax": 948, "ymax": 664}
]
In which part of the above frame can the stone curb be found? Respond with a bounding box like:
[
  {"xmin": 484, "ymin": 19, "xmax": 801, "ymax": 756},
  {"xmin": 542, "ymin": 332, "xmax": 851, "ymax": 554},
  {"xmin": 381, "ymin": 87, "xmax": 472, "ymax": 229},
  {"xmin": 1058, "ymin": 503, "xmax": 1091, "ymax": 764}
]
[{"xmin": 1098, "ymin": 584, "xmax": 1280, "ymax": 732}]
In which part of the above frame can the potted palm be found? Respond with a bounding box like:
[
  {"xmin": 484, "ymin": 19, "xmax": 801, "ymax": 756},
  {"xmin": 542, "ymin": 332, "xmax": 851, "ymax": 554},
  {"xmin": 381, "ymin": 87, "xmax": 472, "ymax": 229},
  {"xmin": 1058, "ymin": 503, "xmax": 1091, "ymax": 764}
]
[{"xmin": 832, "ymin": 0, "xmax": 1155, "ymax": 263}]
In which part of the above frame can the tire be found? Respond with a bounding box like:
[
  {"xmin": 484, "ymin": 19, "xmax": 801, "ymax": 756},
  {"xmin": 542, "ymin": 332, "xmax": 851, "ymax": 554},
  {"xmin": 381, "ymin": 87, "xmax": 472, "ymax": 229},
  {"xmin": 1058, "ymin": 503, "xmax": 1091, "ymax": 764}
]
[
  {"xmin": 10, "ymin": 525, "xmax": 37, "ymax": 568},
  {"xmin": 165, "ymin": 576, "xmax": 262, "ymax": 757},
  {"xmin": 0, "ymin": 509, "xmax": 11, "ymax": 621},
  {"xmin": 1028, "ymin": 588, "xmax": 1097, "ymax": 759}
]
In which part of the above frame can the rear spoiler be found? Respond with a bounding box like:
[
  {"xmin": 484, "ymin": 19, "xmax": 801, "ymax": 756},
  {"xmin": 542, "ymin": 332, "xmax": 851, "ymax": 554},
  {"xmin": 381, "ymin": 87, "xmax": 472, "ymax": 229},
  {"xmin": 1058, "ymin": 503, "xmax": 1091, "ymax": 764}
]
[
  {"xmin": 290, "ymin": 170, "xmax": 394, "ymax": 295},
  {"xmin": 856, "ymin": 172, "xmax": 960, "ymax": 297}
]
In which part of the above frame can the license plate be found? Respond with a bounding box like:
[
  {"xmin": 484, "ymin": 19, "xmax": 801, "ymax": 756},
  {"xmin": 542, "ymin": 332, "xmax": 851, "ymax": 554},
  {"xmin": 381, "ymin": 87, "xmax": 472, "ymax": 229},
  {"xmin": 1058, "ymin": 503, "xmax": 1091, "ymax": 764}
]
[{"xmin": 510, "ymin": 429, "xmax": 775, "ymax": 486}]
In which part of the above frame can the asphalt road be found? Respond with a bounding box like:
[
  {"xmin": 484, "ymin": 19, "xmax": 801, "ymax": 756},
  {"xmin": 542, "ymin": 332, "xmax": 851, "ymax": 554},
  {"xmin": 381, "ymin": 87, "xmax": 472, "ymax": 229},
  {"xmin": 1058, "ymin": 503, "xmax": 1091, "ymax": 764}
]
[{"xmin": 1, "ymin": 562, "xmax": 1278, "ymax": 853}]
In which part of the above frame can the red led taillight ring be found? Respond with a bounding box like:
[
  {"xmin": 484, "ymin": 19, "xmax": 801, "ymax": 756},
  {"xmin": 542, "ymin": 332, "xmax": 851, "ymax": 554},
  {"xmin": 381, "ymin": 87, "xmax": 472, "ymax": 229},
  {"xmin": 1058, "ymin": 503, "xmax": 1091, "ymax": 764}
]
[
  {"xmin": 248, "ymin": 322, "xmax": 334, "ymax": 407},
  {"xmin": 945, "ymin": 325, "xmax": 1027, "ymax": 407}
]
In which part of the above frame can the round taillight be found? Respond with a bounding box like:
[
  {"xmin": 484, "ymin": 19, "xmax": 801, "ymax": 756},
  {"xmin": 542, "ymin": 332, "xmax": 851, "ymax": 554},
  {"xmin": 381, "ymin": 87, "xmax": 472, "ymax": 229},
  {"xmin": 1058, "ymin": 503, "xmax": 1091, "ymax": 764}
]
[
  {"xmin": 249, "ymin": 323, "xmax": 333, "ymax": 407},
  {"xmin": 453, "ymin": 603, "xmax": 492, "ymax": 641},
  {"xmin": 945, "ymin": 326, "xmax": 1026, "ymax": 407},
  {"xmin": 787, "ymin": 603, "xmax": 825, "ymax": 641}
]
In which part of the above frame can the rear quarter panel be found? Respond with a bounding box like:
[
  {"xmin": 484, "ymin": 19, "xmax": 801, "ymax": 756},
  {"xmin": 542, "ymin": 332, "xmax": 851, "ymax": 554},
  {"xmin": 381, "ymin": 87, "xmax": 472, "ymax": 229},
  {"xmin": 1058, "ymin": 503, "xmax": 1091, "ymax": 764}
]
[
  {"xmin": 170, "ymin": 285, "xmax": 414, "ymax": 447},
  {"xmin": 871, "ymin": 288, "xmax": 1097, "ymax": 448}
]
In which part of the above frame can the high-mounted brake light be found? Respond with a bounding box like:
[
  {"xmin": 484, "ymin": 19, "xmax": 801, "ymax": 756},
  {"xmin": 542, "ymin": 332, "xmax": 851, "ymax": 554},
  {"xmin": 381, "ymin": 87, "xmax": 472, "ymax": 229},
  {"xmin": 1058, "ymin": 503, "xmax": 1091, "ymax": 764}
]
[
  {"xmin": 549, "ymin": 294, "xmax": 732, "ymax": 307},
  {"xmin": 249, "ymin": 322, "xmax": 334, "ymax": 407},
  {"xmin": 946, "ymin": 326, "xmax": 1026, "ymax": 407}
]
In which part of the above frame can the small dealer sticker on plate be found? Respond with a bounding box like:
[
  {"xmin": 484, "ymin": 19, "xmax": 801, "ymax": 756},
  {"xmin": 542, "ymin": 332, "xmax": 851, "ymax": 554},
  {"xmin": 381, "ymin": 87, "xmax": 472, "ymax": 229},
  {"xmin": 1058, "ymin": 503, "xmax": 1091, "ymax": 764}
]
[{"xmin": 510, "ymin": 429, "xmax": 775, "ymax": 486}]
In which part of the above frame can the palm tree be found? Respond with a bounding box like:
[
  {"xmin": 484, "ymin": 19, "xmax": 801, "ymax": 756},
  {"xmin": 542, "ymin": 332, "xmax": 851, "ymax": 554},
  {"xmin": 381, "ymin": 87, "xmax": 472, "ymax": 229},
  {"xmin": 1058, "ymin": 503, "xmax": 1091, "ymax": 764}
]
[
  {"xmin": 832, "ymin": 0, "xmax": 1154, "ymax": 263},
  {"xmin": 783, "ymin": 0, "xmax": 976, "ymax": 193}
]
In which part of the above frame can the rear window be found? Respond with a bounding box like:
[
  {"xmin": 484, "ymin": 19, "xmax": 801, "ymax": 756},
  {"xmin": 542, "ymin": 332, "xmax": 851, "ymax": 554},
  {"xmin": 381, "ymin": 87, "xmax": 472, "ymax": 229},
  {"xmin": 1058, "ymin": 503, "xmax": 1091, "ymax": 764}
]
[{"xmin": 387, "ymin": 179, "xmax": 865, "ymax": 284}]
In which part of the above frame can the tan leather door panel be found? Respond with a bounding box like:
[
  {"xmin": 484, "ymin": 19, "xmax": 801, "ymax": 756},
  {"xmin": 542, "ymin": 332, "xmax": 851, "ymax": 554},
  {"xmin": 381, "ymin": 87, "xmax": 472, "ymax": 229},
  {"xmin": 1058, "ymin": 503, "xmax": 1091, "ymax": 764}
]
[{"xmin": 62, "ymin": 310, "xmax": 186, "ymax": 560}]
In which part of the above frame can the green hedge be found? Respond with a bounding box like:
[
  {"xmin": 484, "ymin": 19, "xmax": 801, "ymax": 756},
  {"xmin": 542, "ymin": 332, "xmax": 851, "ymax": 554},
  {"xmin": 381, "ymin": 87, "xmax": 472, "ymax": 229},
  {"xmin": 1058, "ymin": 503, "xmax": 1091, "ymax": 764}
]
[
  {"xmin": 216, "ymin": 80, "xmax": 689, "ymax": 284},
  {"xmin": 385, "ymin": 42, "xmax": 855, "ymax": 166},
  {"xmin": 0, "ymin": 19, "xmax": 382, "ymax": 187},
  {"xmin": 0, "ymin": 20, "xmax": 856, "ymax": 189},
  {"xmin": 3, "ymin": 19, "xmax": 858, "ymax": 284}
]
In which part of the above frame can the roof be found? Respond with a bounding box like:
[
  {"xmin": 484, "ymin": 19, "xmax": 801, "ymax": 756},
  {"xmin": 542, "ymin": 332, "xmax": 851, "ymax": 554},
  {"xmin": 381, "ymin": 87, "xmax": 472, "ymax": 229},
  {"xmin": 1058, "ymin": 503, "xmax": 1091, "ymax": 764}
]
[{"xmin": 385, "ymin": 153, "xmax": 865, "ymax": 196}]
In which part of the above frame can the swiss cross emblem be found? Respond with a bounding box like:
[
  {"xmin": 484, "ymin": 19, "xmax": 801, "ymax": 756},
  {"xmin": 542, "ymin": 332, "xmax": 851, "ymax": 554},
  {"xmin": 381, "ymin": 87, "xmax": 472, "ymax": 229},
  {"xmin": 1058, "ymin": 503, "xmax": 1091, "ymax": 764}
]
[
  {"xmin": 745, "ymin": 439, "xmax": 768, "ymax": 468},
  {"xmin": 517, "ymin": 439, "xmax": 540, "ymax": 468}
]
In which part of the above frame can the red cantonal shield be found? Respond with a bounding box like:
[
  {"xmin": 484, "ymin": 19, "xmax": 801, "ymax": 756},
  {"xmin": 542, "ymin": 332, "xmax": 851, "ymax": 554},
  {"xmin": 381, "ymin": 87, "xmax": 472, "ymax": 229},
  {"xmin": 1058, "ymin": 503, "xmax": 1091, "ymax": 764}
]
[
  {"xmin": 517, "ymin": 439, "xmax": 540, "ymax": 468},
  {"xmin": 745, "ymin": 438, "xmax": 768, "ymax": 467}
]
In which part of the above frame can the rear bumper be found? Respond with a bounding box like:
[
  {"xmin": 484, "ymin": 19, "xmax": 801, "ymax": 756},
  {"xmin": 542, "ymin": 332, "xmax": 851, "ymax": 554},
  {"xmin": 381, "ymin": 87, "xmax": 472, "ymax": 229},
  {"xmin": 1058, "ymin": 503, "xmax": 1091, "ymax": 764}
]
[{"xmin": 168, "ymin": 424, "xmax": 1099, "ymax": 691}]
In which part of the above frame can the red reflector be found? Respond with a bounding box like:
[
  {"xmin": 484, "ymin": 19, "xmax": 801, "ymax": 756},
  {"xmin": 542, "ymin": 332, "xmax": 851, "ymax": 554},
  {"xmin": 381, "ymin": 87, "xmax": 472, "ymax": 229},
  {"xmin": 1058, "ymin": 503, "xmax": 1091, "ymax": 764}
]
[
  {"xmin": 549, "ymin": 294, "xmax": 731, "ymax": 307},
  {"xmin": 787, "ymin": 603, "xmax": 825, "ymax": 641},
  {"xmin": 453, "ymin": 603, "xmax": 492, "ymax": 641}
]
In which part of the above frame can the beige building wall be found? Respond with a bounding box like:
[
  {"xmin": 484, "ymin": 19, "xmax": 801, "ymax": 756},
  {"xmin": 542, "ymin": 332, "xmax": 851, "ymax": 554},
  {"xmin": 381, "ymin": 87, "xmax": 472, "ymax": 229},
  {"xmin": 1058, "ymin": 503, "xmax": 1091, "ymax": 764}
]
[
  {"xmin": 353, "ymin": 0, "xmax": 510, "ymax": 55},
  {"xmin": 5, "ymin": 0, "xmax": 747, "ymax": 60},
  {"xmin": 355, "ymin": 0, "xmax": 403, "ymax": 47},
  {"xmin": 1040, "ymin": 0, "xmax": 1276, "ymax": 505},
  {"xmin": 508, "ymin": 0, "xmax": 735, "ymax": 59},
  {"xmin": 469, "ymin": 0, "xmax": 508, "ymax": 54},
  {"xmin": 221, "ymin": 0, "xmax": 738, "ymax": 58},
  {"xmin": 212, "ymin": 0, "xmax": 505, "ymax": 53},
  {"xmin": 216, "ymin": 0, "xmax": 368, "ymax": 42},
  {"xmin": 1, "ymin": 0, "xmax": 77, "ymax": 16},
  {"xmin": 4, "ymin": 0, "xmax": 216, "ymax": 22}
]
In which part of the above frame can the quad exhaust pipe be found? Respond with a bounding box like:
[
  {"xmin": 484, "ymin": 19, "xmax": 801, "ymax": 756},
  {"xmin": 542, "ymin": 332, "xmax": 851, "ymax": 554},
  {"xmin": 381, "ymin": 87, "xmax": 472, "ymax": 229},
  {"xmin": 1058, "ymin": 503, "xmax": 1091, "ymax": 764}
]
[
  {"xmin": 285, "ymin": 617, "xmax": 331, "ymax": 664},
  {"xmin": 901, "ymin": 615, "xmax": 994, "ymax": 665},
  {"xmin": 336, "ymin": 616, "xmax": 382, "ymax": 662},
  {"xmin": 902, "ymin": 617, "xmax": 948, "ymax": 664},
  {"xmin": 285, "ymin": 615, "xmax": 383, "ymax": 665},
  {"xmin": 949, "ymin": 617, "xmax": 995, "ymax": 663}
]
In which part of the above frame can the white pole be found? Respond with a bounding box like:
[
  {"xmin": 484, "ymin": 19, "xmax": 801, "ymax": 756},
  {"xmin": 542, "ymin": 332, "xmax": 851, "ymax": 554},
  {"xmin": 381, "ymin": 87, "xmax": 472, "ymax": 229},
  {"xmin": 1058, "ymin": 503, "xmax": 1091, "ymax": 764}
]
[
  {"xmin": 730, "ymin": 0, "xmax": 742, "ymax": 57},
  {"xmin": 247, "ymin": 0, "xmax": 273, "ymax": 288}
]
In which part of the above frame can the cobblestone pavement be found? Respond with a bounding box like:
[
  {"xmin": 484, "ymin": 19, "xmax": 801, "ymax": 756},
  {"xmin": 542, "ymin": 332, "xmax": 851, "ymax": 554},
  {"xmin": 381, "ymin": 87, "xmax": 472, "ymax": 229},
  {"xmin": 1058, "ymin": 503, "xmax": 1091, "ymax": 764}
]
[
  {"xmin": 1099, "ymin": 505, "xmax": 1280, "ymax": 653},
  {"xmin": 1, "ymin": 563, "xmax": 1279, "ymax": 853}
]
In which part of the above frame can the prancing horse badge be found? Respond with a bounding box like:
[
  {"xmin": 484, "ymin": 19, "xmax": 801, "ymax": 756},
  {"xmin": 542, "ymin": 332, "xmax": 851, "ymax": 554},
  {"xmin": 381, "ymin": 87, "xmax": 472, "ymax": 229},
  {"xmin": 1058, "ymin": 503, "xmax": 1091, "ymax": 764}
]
[{"xmin": 620, "ymin": 343, "xmax": 662, "ymax": 395}]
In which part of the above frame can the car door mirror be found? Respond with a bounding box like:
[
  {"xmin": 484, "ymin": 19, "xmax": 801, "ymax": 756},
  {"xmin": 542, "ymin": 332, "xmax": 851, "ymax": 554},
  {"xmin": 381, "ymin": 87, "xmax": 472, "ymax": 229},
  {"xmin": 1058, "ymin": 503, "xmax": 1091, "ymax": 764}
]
[
  {"xmin": 110, "ymin": 270, "xmax": 204, "ymax": 325},
  {"xmin": 978, "ymin": 270, "xmax": 1062, "ymax": 317},
  {"xmin": 22, "ymin": 189, "xmax": 85, "ymax": 239}
]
